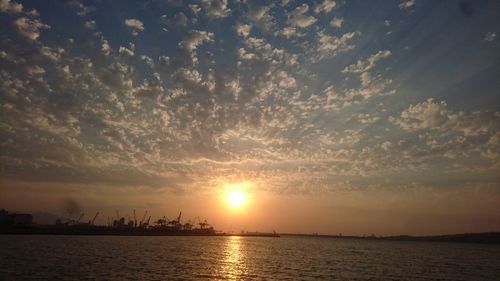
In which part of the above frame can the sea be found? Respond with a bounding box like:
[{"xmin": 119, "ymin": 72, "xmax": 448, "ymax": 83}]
[{"xmin": 0, "ymin": 235, "xmax": 499, "ymax": 280}]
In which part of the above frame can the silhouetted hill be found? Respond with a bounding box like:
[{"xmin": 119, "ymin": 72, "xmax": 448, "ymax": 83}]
[
  {"xmin": 382, "ymin": 232, "xmax": 500, "ymax": 244},
  {"xmin": 281, "ymin": 232, "xmax": 500, "ymax": 244}
]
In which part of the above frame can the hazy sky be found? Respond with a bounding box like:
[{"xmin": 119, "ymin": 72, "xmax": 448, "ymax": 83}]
[{"xmin": 0, "ymin": 0, "xmax": 499, "ymax": 235}]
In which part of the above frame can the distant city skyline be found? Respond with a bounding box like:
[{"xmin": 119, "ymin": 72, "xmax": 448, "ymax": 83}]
[{"xmin": 0, "ymin": 0, "xmax": 499, "ymax": 235}]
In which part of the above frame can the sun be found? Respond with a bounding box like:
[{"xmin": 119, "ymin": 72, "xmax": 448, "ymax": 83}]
[
  {"xmin": 223, "ymin": 182, "xmax": 251, "ymax": 209},
  {"xmin": 228, "ymin": 190, "xmax": 246, "ymax": 208}
]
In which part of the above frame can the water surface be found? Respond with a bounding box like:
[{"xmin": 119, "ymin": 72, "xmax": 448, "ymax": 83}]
[{"xmin": 0, "ymin": 235, "xmax": 499, "ymax": 280}]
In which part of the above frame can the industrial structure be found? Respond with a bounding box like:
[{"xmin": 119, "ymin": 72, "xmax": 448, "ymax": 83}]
[{"xmin": 0, "ymin": 209, "xmax": 223, "ymax": 236}]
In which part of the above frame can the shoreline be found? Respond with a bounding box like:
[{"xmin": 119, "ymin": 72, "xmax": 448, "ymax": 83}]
[{"xmin": 2, "ymin": 227, "xmax": 499, "ymax": 244}]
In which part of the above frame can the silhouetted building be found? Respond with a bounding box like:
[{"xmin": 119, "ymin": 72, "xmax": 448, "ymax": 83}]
[{"xmin": 0, "ymin": 209, "xmax": 33, "ymax": 227}]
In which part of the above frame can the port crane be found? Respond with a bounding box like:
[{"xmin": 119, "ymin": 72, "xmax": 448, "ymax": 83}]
[
  {"xmin": 144, "ymin": 215, "xmax": 151, "ymax": 227},
  {"xmin": 76, "ymin": 213, "xmax": 85, "ymax": 224},
  {"xmin": 177, "ymin": 212, "xmax": 182, "ymax": 224},
  {"xmin": 133, "ymin": 209, "xmax": 137, "ymax": 228},
  {"xmin": 90, "ymin": 212, "xmax": 99, "ymax": 225},
  {"xmin": 139, "ymin": 210, "xmax": 148, "ymax": 227}
]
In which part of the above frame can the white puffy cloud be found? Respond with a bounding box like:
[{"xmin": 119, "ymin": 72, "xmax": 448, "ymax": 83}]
[
  {"xmin": 101, "ymin": 39, "xmax": 111, "ymax": 56},
  {"xmin": 393, "ymin": 99, "xmax": 455, "ymax": 132},
  {"xmin": 0, "ymin": 0, "xmax": 23, "ymax": 14},
  {"xmin": 392, "ymin": 99, "xmax": 498, "ymax": 137},
  {"xmin": 124, "ymin": 19, "xmax": 144, "ymax": 36},
  {"xmin": 26, "ymin": 65, "xmax": 45, "ymax": 76},
  {"xmin": 161, "ymin": 12, "xmax": 188, "ymax": 27},
  {"xmin": 481, "ymin": 132, "xmax": 500, "ymax": 159},
  {"xmin": 84, "ymin": 20, "xmax": 96, "ymax": 30},
  {"xmin": 484, "ymin": 32, "xmax": 496, "ymax": 42},
  {"xmin": 288, "ymin": 4, "xmax": 317, "ymax": 28},
  {"xmin": 238, "ymin": 47, "xmax": 255, "ymax": 60},
  {"xmin": 178, "ymin": 29, "xmax": 214, "ymax": 64},
  {"xmin": 178, "ymin": 30, "xmax": 214, "ymax": 52},
  {"xmin": 276, "ymin": 70, "xmax": 296, "ymax": 88},
  {"xmin": 118, "ymin": 46, "xmax": 134, "ymax": 57},
  {"xmin": 277, "ymin": 26, "xmax": 305, "ymax": 38},
  {"xmin": 13, "ymin": 17, "xmax": 50, "ymax": 41},
  {"xmin": 247, "ymin": 3, "xmax": 274, "ymax": 31},
  {"xmin": 314, "ymin": 30, "xmax": 359, "ymax": 60},
  {"xmin": 140, "ymin": 55, "xmax": 154, "ymax": 68},
  {"xmin": 330, "ymin": 17, "xmax": 343, "ymax": 28},
  {"xmin": 236, "ymin": 23, "xmax": 252, "ymax": 38},
  {"xmin": 67, "ymin": 0, "xmax": 95, "ymax": 16},
  {"xmin": 314, "ymin": 0, "xmax": 336, "ymax": 14},
  {"xmin": 40, "ymin": 46, "xmax": 64, "ymax": 61},
  {"xmin": 342, "ymin": 50, "xmax": 392, "ymax": 73},
  {"xmin": 358, "ymin": 113, "xmax": 381, "ymax": 124},
  {"xmin": 201, "ymin": 0, "xmax": 231, "ymax": 19},
  {"xmin": 189, "ymin": 4, "xmax": 201, "ymax": 16},
  {"xmin": 399, "ymin": 0, "xmax": 415, "ymax": 10},
  {"xmin": 171, "ymin": 67, "xmax": 202, "ymax": 84}
]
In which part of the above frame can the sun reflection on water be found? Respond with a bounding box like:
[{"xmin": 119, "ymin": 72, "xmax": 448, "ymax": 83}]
[{"xmin": 218, "ymin": 236, "xmax": 248, "ymax": 280}]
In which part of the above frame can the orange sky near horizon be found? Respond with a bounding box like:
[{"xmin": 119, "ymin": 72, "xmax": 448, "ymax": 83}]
[{"xmin": 1, "ymin": 179, "xmax": 499, "ymax": 236}]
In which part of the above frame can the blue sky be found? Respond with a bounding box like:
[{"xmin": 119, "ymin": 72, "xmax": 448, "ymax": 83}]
[{"xmin": 0, "ymin": 0, "xmax": 499, "ymax": 234}]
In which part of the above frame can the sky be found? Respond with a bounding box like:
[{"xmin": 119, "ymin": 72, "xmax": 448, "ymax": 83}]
[{"xmin": 0, "ymin": 0, "xmax": 499, "ymax": 235}]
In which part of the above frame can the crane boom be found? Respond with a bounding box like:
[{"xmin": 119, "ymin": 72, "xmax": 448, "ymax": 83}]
[
  {"xmin": 140, "ymin": 210, "xmax": 148, "ymax": 226},
  {"xmin": 177, "ymin": 211, "xmax": 182, "ymax": 224},
  {"xmin": 76, "ymin": 213, "xmax": 84, "ymax": 223},
  {"xmin": 91, "ymin": 212, "xmax": 99, "ymax": 225}
]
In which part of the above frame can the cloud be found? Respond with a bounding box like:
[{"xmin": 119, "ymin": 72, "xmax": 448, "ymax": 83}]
[
  {"xmin": 118, "ymin": 46, "xmax": 134, "ymax": 57},
  {"xmin": 124, "ymin": 19, "xmax": 144, "ymax": 36},
  {"xmin": 0, "ymin": 0, "xmax": 498, "ymax": 197},
  {"xmin": 0, "ymin": 0, "xmax": 23, "ymax": 14},
  {"xmin": 13, "ymin": 17, "xmax": 50, "ymax": 41},
  {"xmin": 140, "ymin": 55, "xmax": 154, "ymax": 68},
  {"xmin": 161, "ymin": 12, "xmax": 188, "ymax": 27},
  {"xmin": 288, "ymin": 4, "xmax": 317, "ymax": 28},
  {"xmin": 314, "ymin": 0, "xmax": 336, "ymax": 14},
  {"xmin": 101, "ymin": 39, "xmax": 111, "ymax": 56},
  {"xmin": 247, "ymin": 3, "xmax": 274, "ymax": 31},
  {"xmin": 342, "ymin": 50, "xmax": 392, "ymax": 73},
  {"xmin": 484, "ymin": 32, "xmax": 496, "ymax": 42},
  {"xmin": 482, "ymin": 132, "xmax": 500, "ymax": 159},
  {"xmin": 330, "ymin": 17, "xmax": 343, "ymax": 28},
  {"xmin": 391, "ymin": 99, "xmax": 499, "ymax": 137},
  {"xmin": 84, "ymin": 20, "xmax": 96, "ymax": 30},
  {"xmin": 201, "ymin": 0, "xmax": 231, "ymax": 19},
  {"xmin": 314, "ymin": 30, "xmax": 359, "ymax": 60},
  {"xmin": 236, "ymin": 23, "xmax": 252, "ymax": 38},
  {"xmin": 67, "ymin": 0, "xmax": 95, "ymax": 16},
  {"xmin": 40, "ymin": 46, "xmax": 64, "ymax": 61},
  {"xmin": 189, "ymin": 4, "xmax": 201, "ymax": 16},
  {"xmin": 357, "ymin": 113, "xmax": 381, "ymax": 124},
  {"xmin": 178, "ymin": 29, "xmax": 214, "ymax": 64},
  {"xmin": 178, "ymin": 30, "xmax": 214, "ymax": 52},
  {"xmin": 277, "ymin": 26, "xmax": 305, "ymax": 38},
  {"xmin": 399, "ymin": 0, "xmax": 415, "ymax": 10},
  {"xmin": 393, "ymin": 99, "xmax": 451, "ymax": 132}
]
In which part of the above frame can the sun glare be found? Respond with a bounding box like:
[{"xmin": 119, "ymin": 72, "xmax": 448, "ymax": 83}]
[
  {"xmin": 224, "ymin": 182, "xmax": 251, "ymax": 209},
  {"xmin": 228, "ymin": 190, "xmax": 246, "ymax": 208}
]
